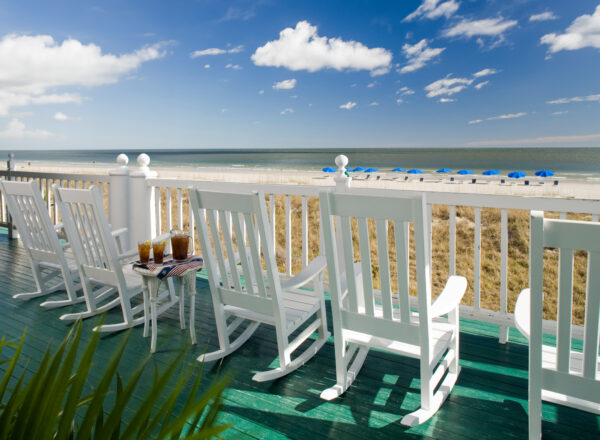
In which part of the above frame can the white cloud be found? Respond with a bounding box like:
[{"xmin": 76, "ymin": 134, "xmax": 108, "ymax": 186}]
[
  {"xmin": 367, "ymin": 82, "xmax": 376, "ymax": 88},
  {"xmin": 470, "ymin": 112, "xmax": 527, "ymax": 124},
  {"xmin": 0, "ymin": 34, "xmax": 168, "ymax": 116},
  {"xmin": 443, "ymin": 17, "xmax": 517, "ymax": 38},
  {"xmin": 251, "ymin": 21, "xmax": 392, "ymax": 76},
  {"xmin": 541, "ymin": 5, "xmax": 600, "ymax": 53},
  {"xmin": 258, "ymin": 90, "xmax": 265, "ymax": 95},
  {"xmin": 53, "ymin": 112, "xmax": 69, "ymax": 121},
  {"xmin": 190, "ymin": 45, "xmax": 243, "ymax": 58},
  {"xmin": 0, "ymin": 118, "xmax": 53, "ymax": 138},
  {"xmin": 438, "ymin": 98, "xmax": 456, "ymax": 102},
  {"xmin": 425, "ymin": 76, "xmax": 473, "ymax": 98},
  {"xmin": 221, "ymin": 108, "xmax": 227, "ymax": 113},
  {"xmin": 369, "ymin": 101, "xmax": 379, "ymax": 106},
  {"xmin": 397, "ymin": 86, "xmax": 415, "ymax": 96},
  {"xmin": 404, "ymin": 0, "xmax": 460, "ymax": 22},
  {"xmin": 547, "ymin": 93, "xmax": 600, "ymax": 104},
  {"xmin": 529, "ymin": 12, "xmax": 557, "ymax": 22},
  {"xmin": 473, "ymin": 68, "xmax": 498, "ymax": 77},
  {"xmin": 467, "ymin": 133, "xmax": 600, "ymax": 146},
  {"xmin": 204, "ymin": 64, "xmax": 210, "ymax": 69},
  {"xmin": 396, "ymin": 98, "xmax": 404, "ymax": 104},
  {"xmin": 339, "ymin": 101, "xmax": 357, "ymax": 110},
  {"xmin": 225, "ymin": 63, "xmax": 242, "ymax": 70},
  {"xmin": 487, "ymin": 112, "xmax": 527, "ymax": 120},
  {"xmin": 273, "ymin": 79, "xmax": 296, "ymax": 90},
  {"xmin": 399, "ymin": 39, "xmax": 445, "ymax": 74},
  {"xmin": 280, "ymin": 108, "xmax": 294, "ymax": 115},
  {"xmin": 552, "ymin": 110, "xmax": 568, "ymax": 115},
  {"xmin": 474, "ymin": 80, "xmax": 489, "ymax": 89}
]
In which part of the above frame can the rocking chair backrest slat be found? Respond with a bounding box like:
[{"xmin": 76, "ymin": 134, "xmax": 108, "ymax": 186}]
[
  {"xmin": 395, "ymin": 221, "xmax": 411, "ymax": 323},
  {"xmin": 556, "ymin": 247, "xmax": 574, "ymax": 373},
  {"xmin": 320, "ymin": 191, "xmax": 431, "ymax": 343},
  {"xmin": 54, "ymin": 185, "xmax": 125, "ymax": 287},
  {"xmin": 583, "ymin": 252, "xmax": 600, "ymax": 379},
  {"xmin": 357, "ymin": 217, "xmax": 375, "ymax": 316},
  {"xmin": 340, "ymin": 215, "xmax": 358, "ymax": 313},
  {"xmin": 190, "ymin": 189, "xmax": 281, "ymax": 315}
]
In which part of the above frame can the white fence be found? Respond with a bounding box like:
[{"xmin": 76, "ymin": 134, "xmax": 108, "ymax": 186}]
[{"xmin": 2, "ymin": 153, "xmax": 599, "ymax": 343}]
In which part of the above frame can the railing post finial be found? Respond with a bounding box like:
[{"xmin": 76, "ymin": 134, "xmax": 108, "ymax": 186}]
[
  {"xmin": 116, "ymin": 153, "xmax": 129, "ymax": 169},
  {"xmin": 137, "ymin": 153, "xmax": 151, "ymax": 172},
  {"xmin": 334, "ymin": 154, "xmax": 351, "ymax": 190}
]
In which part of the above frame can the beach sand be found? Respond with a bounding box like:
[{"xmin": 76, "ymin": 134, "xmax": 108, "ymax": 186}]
[{"xmin": 14, "ymin": 162, "xmax": 600, "ymax": 200}]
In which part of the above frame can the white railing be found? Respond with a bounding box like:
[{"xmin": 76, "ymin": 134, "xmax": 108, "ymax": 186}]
[
  {"xmin": 0, "ymin": 170, "xmax": 109, "ymax": 226},
  {"xmin": 2, "ymin": 153, "xmax": 600, "ymax": 343},
  {"xmin": 147, "ymin": 174, "xmax": 600, "ymax": 343}
]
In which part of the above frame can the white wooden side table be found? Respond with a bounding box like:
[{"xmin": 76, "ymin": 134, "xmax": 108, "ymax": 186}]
[{"xmin": 133, "ymin": 256, "xmax": 203, "ymax": 353}]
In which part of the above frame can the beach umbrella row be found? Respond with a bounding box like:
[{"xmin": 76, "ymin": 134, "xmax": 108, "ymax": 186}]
[{"xmin": 323, "ymin": 166, "xmax": 555, "ymax": 177}]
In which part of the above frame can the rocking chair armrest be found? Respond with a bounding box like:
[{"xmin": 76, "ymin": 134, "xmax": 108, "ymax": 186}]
[
  {"xmin": 281, "ymin": 256, "xmax": 326, "ymax": 290},
  {"xmin": 110, "ymin": 227, "xmax": 128, "ymax": 239},
  {"xmin": 118, "ymin": 247, "xmax": 139, "ymax": 261},
  {"xmin": 514, "ymin": 288, "xmax": 530, "ymax": 340},
  {"xmin": 431, "ymin": 275, "xmax": 467, "ymax": 318}
]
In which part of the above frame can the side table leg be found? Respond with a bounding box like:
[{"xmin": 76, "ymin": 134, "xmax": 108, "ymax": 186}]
[
  {"xmin": 148, "ymin": 278, "xmax": 161, "ymax": 354},
  {"xmin": 142, "ymin": 278, "xmax": 150, "ymax": 338},
  {"xmin": 179, "ymin": 277, "xmax": 185, "ymax": 330},
  {"xmin": 185, "ymin": 271, "xmax": 197, "ymax": 345}
]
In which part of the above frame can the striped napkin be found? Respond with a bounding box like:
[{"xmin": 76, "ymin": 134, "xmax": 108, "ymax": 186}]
[{"xmin": 133, "ymin": 255, "xmax": 203, "ymax": 280}]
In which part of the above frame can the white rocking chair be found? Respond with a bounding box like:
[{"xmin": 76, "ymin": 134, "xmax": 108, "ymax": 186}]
[
  {"xmin": 0, "ymin": 179, "xmax": 84, "ymax": 309},
  {"xmin": 189, "ymin": 189, "xmax": 330, "ymax": 382},
  {"xmin": 53, "ymin": 184, "xmax": 177, "ymax": 332},
  {"xmin": 515, "ymin": 212, "xmax": 600, "ymax": 439},
  {"xmin": 319, "ymin": 190, "xmax": 467, "ymax": 426}
]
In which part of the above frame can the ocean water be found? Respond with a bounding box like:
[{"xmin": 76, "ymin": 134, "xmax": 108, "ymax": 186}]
[{"xmin": 2, "ymin": 147, "xmax": 600, "ymax": 177}]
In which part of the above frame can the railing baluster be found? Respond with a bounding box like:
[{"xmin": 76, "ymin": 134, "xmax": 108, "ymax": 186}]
[
  {"xmin": 177, "ymin": 188, "xmax": 183, "ymax": 229},
  {"xmin": 593, "ymin": 214, "xmax": 599, "ymax": 222},
  {"xmin": 188, "ymin": 190, "xmax": 195, "ymax": 251},
  {"xmin": 269, "ymin": 194, "xmax": 275, "ymax": 255},
  {"xmin": 154, "ymin": 187, "xmax": 161, "ymax": 235},
  {"xmin": 474, "ymin": 207, "xmax": 481, "ymax": 309},
  {"xmin": 45, "ymin": 179, "xmax": 51, "ymax": 216},
  {"xmin": 166, "ymin": 188, "xmax": 172, "ymax": 232},
  {"xmin": 560, "ymin": 212, "xmax": 567, "ymax": 220},
  {"xmin": 449, "ymin": 205, "xmax": 456, "ymax": 275},
  {"xmin": 427, "ymin": 203, "xmax": 432, "ymax": 267},
  {"xmin": 499, "ymin": 208, "xmax": 509, "ymax": 343},
  {"xmin": 302, "ymin": 196, "xmax": 308, "ymax": 268},
  {"xmin": 285, "ymin": 194, "xmax": 292, "ymax": 276}
]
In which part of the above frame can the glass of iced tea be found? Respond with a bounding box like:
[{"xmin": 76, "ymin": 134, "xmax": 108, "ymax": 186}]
[
  {"xmin": 138, "ymin": 240, "xmax": 151, "ymax": 263},
  {"xmin": 170, "ymin": 229, "xmax": 190, "ymax": 260},
  {"xmin": 152, "ymin": 240, "xmax": 167, "ymax": 264}
]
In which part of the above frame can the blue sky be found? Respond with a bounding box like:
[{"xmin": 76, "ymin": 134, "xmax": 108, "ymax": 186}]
[{"xmin": 0, "ymin": 0, "xmax": 599, "ymax": 150}]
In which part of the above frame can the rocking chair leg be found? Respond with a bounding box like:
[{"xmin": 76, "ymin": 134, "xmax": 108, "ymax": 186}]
[{"xmin": 198, "ymin": 321, "xmax": 260, "ymax": 363}]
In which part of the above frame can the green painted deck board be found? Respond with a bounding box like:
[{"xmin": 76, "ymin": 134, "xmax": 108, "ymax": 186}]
[{"xmin": 0, "ymin": 232, "xmax": 599, "ymax": 439}]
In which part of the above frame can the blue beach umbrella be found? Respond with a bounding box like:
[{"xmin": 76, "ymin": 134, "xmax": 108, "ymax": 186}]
[
  {"xmin": 535, "ymin": 170, "xmax": 554, "ymax": 177},
  {"xmin": 508, "ymin": 171, "xmax": 526, "ymax": 179},
  {"xmin": 364, "ymin": 167, "xmax": 379, "ymax": 173},
  {"xmin": 483, "ymin": 169, "xmax": 500, "ymax": 176},
  {"xmin": 392, "ymin": 167, "xmax": 406, "ymax": 172},
  {"xmin": 352, "ymin": 166, "xmax": 366, "ymax": 172},
  {"xmin": 407, "ymin": 169, "xmax": 424, "ymax": 174},
  {"xmin": 457, "ymin": 169, "xmax": 474, "ymax": 175},
  {"xmin": 437, "ymin": 168, "xmax": 453, "ymax": 173},
  {"xmin": 322, "ymin": 167, "xmax": 336, "ymax": 173}
]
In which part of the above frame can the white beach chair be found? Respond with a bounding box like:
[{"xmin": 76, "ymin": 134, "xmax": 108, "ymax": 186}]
[
  {"xmin": 319, "ymin": 190, "xmax": 467, "ymax": 426},
  {"xmin": 0, "ymin": 179, "xmax": 84, "ymax": 309},
  {"xmin": 189, "ymin": 188, "xmax": 330, "ymax": 381},
  {"xmin": 53, "ymin": 184, "xmax": 177, "ymax": 332},
  {"xmin": 515, "ymin": 212, "xmax": 600, "ymax": 439}
]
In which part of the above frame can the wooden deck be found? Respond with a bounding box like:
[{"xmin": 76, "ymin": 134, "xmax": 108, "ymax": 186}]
[{"xmin": 0, "ymin": 230, "xmax": 598, "ymax": 439}]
